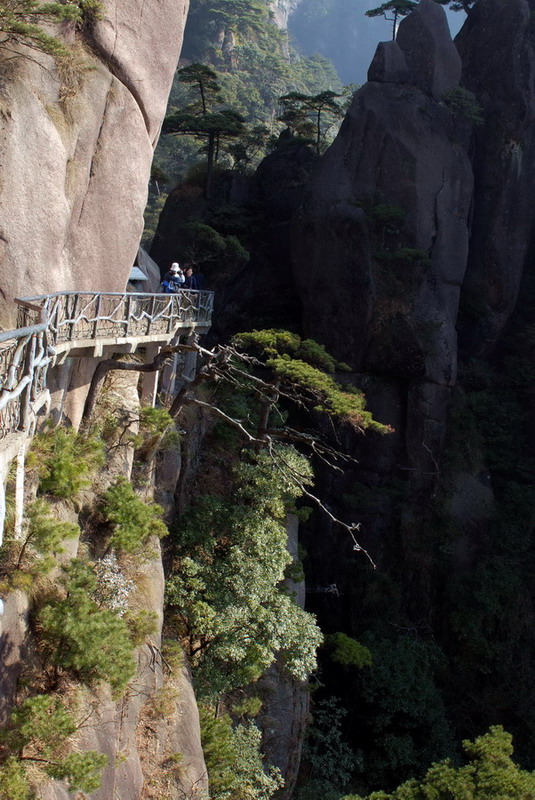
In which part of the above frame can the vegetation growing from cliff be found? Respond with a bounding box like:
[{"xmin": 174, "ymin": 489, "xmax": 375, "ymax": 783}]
[
  {"xmin": 27, "ymin": 426, "xmax": 104, "ymax": 500},
  {"xmin": 0, "ymin": 0, "xmax": 101, "ymax": 58},
  {"xmin": 37, "ymin": 558, "xmax": 138, "ymax": 694},
  {"xmin": 99, "ymin": 477, "xmax": 168, "ymax": 554},
  {"xmin": 344, "ymin": 726, "xmax": 535, "ymax": 799},
  {"xmin": 278, "ymin": 90, "xmax": 345, "ymax": 154},
  {"xmin": 200, "ymin": 707, "xmax": 284, "ymax": 800},
  {"xmin": 0, "ymin": 694, "xmax": 108, "ymax": 798},
  {"xmin": 0, "ymin": 409, "xmax": 172, "ymax": 798},
  {"xmin": 365, "ymin": 1, "xmax": 417, "ymax": 39},
  {"xmin": 443, "ymin": 86, "xmax": 484, "ymax": 125},
  {"xmin": 145, "ymin": 0, "xmax": 343, "ymax": 222},
  {"xmin": 231, "ymin": 329, "xmax": 391, "ymax": 434},
  {"xmin": 299, "ymin": 699, "xmax": 362, "ymax": 800},
  {"xmin": 166, "ymin": 445, "xmax": 322, "ymax": 699}
]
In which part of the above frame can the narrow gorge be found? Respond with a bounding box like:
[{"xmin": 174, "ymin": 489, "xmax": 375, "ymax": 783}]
[{"xmin": 1, "ymin": 0, "xmax": 535, "ymax": 799}]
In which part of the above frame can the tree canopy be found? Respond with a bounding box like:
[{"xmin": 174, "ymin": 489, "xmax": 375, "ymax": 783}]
[
  {"xmin": 345, "ymin": 726, "xmax": 535, "ymax": 800},
  {"xmin": 278, "ymin": 90, "xmax": 344, "ymax": 154},
  {"xmin": 162, "ymin": 64, "xmax": 246, "ymax": 197}
]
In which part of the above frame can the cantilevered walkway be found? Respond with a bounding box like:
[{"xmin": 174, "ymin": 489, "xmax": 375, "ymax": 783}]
[
  {"xmin": 0, "ymin": 289, "xmax": 213, "ymax": 438},
  {"xmin": 0, "ymin": 289, "xmax": 214, "ymax": 546}
]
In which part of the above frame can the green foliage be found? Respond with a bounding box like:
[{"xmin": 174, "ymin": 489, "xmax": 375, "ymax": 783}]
[
  {"xmin": 3, "ymin": 694, "xmax": 76, "ymax": 755},
  {"xmin": 0, "ymin": 0, "xmax": 101, "ymax": 59},
  {"xmin": 166, "ymin": 447, "xmax": 322, "ymax": 699},
  {"xmin": 365, "ymin": 1, "xmax": 418, "ymax": 38},
  {"xmin": 0, "ymin": 757, "xmax": 30, "ymax": 800},
  {"xmin": 138, "ymin": 405, "xmax": 176, "ymax": 438},
  {"xmin": 28, "ymin": 426, "xmax": 104, "ymax": 499},
  {"xmin": 163, "ymin": 63, "xmax": 248, "ymax": 197},
  {"xmin": 161, "ymin": 638, "xmax": 185, "ymax": 673},
  {"xmin": 327, "ymin": 633, "xmax": 373, "ymax": 668},
  {"xmin": 134, "ymin": 406, "xmax": 180, "ymax": 460},
  {"xmin": 37, "ymin": 559, "xmax": 137, "ymax": 695},
  {"xmin": 100, "ymin": 478, "xmax": 168, "ymax": 554},
  {"xmin": 354, "ymin": 634, "xmax": 454, "ymax": 787},
  {"xmin": 443, "ymin": 86, "xmax": 484, "ymax": 125},
  {"xmin": 12, "ymin": 498, "xmax": 79, "ymax": 575},
  {"xmin": 124, "ymin": 609, "xmax": 158, "ymax": 646},
  {"xmin": 230, "ymin": 329, "xmax": 391, "ymax": 432},
  {"xmin": 365, "ymin": 204, "xmax": 406, "ymax": 232},
  {"xmin": 148, "ymin": 0, "xmax": 343, "ymax": 195},
  {"xmin": 0, "ymin": 694, "xmax": 108, "ymax": 796},
  {"xmin": 345, "ymin": 726, "xmax": 535, "ymax": 799},
  {"xmin": 278, "ymin": 90, "xmax": 344, "ymax": 153},
  {"xmin": 267, "ymin": 356, "xmax": 391, "ymax": 433},
  {"xmin": 46, "ymin": 751, "xmax": 108, "ymax": 793},
  {"xmin": 199, "ymin": 709, "xmax": 241, "ymax": 799},
  {"xmin": 298, "ymin": 698, "xmax": 361, "ymax": 800},
  {"xmin": 176, "ymin": 220, "xmax": 249, "ymax": 273},
  {"xmin": 177, "ymin": 62, "xmax": 222, "ymax": 114},
  {"xmin": 232, "ymin": 695, "xmax": 263, "ymax": 718},
  {"xmin": 200, "ymin": 707, "xmax": 283, "ymax": 800}
]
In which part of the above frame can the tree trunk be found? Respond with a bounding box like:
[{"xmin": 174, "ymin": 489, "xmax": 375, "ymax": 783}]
[{"xmin": 205, "ymin": 131, "xmax": 215, "ymax": 199}]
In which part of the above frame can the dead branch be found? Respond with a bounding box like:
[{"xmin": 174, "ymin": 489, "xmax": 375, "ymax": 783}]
[{"xmin": 267, "ymin": 443, "xmax": 375, "ymax": 568}]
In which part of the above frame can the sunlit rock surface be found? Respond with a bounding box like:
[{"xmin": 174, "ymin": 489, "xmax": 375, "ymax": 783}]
[{"xmin": 0, "ymin": 0, "xmax": 188, "ymax": 328}]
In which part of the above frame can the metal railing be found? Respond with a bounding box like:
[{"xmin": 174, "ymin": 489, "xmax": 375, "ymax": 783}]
[
  {"xmin": 17, "ymin": 290, "xmax": 214, "ymax": 344},
  {"xmin": 0, "ymin": 289, "xmax": 214, "ymax": 440}
]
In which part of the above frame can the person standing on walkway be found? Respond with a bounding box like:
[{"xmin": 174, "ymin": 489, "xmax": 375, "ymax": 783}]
[{"xmin": 161, "ymin": 262, "xmax": 185, "ymax": 293}]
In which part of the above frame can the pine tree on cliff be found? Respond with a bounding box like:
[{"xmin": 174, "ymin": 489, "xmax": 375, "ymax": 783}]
[
  {"xmin": 365, "ymin": 0, "xmax": 418, "ymax": 40},
  {"xmin": 162, "ymin": 63, "xmax": 246, "ymax": 199},
  {"xmin": 0, "ymin": 0, "xmax": 100, "ymax": 57},
  {"xmin": 278, "ymin": 90, "xmax": 344, "ymax": 155}
]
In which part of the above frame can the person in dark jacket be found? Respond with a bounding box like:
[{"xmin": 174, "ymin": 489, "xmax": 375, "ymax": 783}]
[{"xmin": 184, "ymin": 267, "xmax": 205, "ymax": 290}]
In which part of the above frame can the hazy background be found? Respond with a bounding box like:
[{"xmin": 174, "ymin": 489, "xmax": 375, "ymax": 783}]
[{"xmin": 288, "ymin": 0, "xmax": 465, "ymax": 84}]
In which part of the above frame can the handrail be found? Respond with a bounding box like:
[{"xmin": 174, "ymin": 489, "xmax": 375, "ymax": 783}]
[{"xmin": 0, "ymin": 289, "xmax": 214, "ymax": 440}]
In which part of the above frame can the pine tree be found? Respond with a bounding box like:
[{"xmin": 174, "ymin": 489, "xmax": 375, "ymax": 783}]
[{"xmin": 365, "ymin": 0, "xmax": 418, "ymax": 40}]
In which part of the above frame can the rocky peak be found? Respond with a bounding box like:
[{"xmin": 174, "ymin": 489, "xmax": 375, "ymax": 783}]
[{"xmin": 396, "ymin": 0, "xmax": 461, "ymax": 98}]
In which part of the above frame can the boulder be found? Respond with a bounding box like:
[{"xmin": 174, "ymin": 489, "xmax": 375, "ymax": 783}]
[
  {"xmin": 396, "ymin": 0, "xmax": 461, "ymax": 98},
  {"xmin": 368, "ymin": 41, "xmax": 409, "ymax": 84}
]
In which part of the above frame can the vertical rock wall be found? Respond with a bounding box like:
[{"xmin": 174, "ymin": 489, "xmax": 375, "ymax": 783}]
[
  {"xmin": 456, "ymin": 0, "xmax": 535, "ymax": 355},
  {"xmin": 0, "ymin": 0, "xmax": 188, "ymax": 328},
  {"xmin": 293, "ymin": 0, "xmax": 473, "ymax": 520}
]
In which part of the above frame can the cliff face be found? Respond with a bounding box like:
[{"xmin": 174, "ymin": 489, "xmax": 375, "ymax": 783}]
[
  {"xmin": 287, "ymin": 0, "xmax": 535, "ymax": 780},
  {"xmin": 294, "ymin": 0, "xmax": 472, "ymax": 507},
  {"xmin": 269, "ymin": 0, "xmax": 302, "ymax": 30},
  {"xmin": 0, "ymin": 3, "xmax": 212, "ymax": 796},
  {"xmin": 0, "ymin": 0, "xmax": 188, "ymax": 328},
  {"xmin": 456, "ymin": 0, "xmax": 535, "ymax": 355}
]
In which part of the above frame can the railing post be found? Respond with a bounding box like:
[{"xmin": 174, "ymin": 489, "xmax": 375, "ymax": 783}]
[
  {"xmin": 125, "ymin": 295, "xmax": 131, "ymax": 337},
  {"xmin": 18, "ymin": 335, "xmax": 36, "ymax": 431},
  {"xmin": 69, "ymin": 294, "xmax": 78, "ymax": 342},
  {"xmin": 146, "ymin": 295, "xmax": 156, "ymax": 335},
  {"xmin": 14, "ymin": 441, "xmax": 25, "ymax": 539},
  {"xmin": 92, "ymin": 294, "xmax": 102, "ymax": 339},
  {"xmin": 140, "ymin": 344, "xmax": 160, "ymax": 407},
  {"xmin": 167, "ymin": 296, "xmax": 174, "ymax": 334}
]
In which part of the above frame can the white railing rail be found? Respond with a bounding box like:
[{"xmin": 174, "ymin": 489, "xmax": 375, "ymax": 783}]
[{"xmin": 0, "ymin": 289, "xmax": 214, "ymax": 439}]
